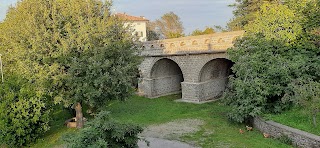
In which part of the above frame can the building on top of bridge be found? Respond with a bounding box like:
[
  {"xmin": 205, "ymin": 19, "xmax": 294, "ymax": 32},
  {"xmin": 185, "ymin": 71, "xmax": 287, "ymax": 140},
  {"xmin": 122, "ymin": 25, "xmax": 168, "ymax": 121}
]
[
  {"xmin": 116, "ymin": 13, "xmax": 149, "ymax": 42},
  {"xmin": 138, "ymin": 31, "xmax": 245, "ymax": 103}
]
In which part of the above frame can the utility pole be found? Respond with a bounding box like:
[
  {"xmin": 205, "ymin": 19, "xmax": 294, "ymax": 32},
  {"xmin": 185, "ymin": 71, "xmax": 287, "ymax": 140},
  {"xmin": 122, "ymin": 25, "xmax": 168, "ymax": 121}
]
[{"xmin": 0, "ymin": 54, "xmax": 3, "ymax": 83}]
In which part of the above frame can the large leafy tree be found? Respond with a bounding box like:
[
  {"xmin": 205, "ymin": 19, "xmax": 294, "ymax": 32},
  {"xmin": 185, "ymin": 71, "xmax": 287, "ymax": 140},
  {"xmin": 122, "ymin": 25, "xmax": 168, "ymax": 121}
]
[
  {"xmin": 244, "ymin": 3, "xmax": 303, "ymax": 44},
  {"xmin": 151, "ymin": 12, "xmax": 184, "ymax": 39},
  {"xmin": 225, "ymin": 1, "xmax": 320, "ymax": 122},
  {"xmin": 227, "ymin": 0, "xmax": 281, "ymax": 31},
  {"xmin": 0, "ymin": 0, "xmax": 140, "ymax": 146}
]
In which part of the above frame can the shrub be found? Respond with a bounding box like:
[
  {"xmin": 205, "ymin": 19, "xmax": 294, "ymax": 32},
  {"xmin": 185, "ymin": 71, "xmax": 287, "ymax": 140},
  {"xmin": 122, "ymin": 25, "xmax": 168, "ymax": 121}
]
[
  {"xmin": 0, "ymin": 75, "xmax": 50, "ymax": 147},
  {"xmin": 64, "ymin": 111, "xmax": 143, "ymax": 148}
]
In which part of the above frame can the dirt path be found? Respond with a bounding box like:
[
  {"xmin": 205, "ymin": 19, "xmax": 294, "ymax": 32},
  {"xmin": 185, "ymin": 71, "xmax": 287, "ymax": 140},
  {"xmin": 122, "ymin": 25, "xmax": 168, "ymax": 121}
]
[{"xmin": 138, "ymin": 119, "xmax": 204, "ymax": 148}]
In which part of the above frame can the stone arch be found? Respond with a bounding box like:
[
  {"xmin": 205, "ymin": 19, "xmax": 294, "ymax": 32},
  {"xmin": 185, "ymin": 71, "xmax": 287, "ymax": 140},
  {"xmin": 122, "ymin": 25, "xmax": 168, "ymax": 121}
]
[
  {"xmin": 205, "ymin": 39, "xmax": 210, "ymax": 44},
  {"xmin": 192, "ymin": 40, "xmax": 198, "ymax": 45},
  {"xmin": 199, "ymin": 58, "xmax": 233, "ymax": 82},
  {"xmin": 217, "ymin": 38, "xmax": 225, "ymax": 43},
  {"xmin": 197, "ymin": 58, "xmax": 233, "ymax": 99},
  {"xmin": 180, "ymin": 42, "xmax": 186, "ymax": 46},
  {"xmin": 170, "ymin": 43, "xmax": 175, "ymax": 48},
  {"xmin": 149, "ymin": 58, "xmax": 184, "ymax": 97}
]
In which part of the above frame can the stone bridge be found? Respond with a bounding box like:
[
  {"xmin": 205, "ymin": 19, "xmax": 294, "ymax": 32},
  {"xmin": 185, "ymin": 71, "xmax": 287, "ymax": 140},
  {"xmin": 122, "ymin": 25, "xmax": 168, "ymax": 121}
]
[{"xmin": 138, "ymin": 31, "xmax": 244, "ymax": 102}]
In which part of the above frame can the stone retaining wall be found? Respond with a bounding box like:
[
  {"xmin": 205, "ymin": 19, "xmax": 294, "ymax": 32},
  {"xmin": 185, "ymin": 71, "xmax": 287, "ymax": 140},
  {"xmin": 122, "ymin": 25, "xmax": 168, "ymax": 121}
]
[{"xmin": 253, "ymin": 117, "xmax": 320, "ymax": 148}]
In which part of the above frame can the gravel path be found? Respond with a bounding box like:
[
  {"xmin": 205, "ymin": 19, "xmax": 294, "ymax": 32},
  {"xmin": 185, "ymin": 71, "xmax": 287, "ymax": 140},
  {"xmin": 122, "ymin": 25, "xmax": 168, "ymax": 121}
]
[
  {"xmin": 138, "ymin": 119, "xmax": 204, "ymax": 148},
  {"xmin": 138, "ymin": 137, "xmax": 195, "ymax": 148}
]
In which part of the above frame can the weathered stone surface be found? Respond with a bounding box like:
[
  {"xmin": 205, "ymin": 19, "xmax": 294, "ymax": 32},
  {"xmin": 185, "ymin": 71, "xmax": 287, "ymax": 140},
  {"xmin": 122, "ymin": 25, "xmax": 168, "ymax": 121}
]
[
  {"xmin": 138, "ymin": 31, "xmax": 244, "ymax": 102},
  {"xmin": 253, "ymin": 117, "xmax": 320, "ymax": 148}
]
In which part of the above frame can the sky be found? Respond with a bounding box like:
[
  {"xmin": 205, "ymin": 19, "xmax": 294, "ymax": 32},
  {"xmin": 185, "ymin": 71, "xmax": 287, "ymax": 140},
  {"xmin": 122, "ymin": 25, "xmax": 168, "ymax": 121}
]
[{"xmin": 0, "ymin": 0, "xmax": 235, "ymax": 34}]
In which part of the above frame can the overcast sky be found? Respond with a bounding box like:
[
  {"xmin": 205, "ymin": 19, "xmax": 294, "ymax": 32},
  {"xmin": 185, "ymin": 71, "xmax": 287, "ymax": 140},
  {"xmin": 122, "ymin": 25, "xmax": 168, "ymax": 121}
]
[{"xmin": 0, "ymin": 0, "xmax": 235, "ymax": 34}]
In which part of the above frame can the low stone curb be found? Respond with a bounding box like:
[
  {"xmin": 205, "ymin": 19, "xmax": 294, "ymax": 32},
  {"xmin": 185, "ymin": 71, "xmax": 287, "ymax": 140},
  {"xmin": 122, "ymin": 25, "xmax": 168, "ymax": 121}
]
[{"xmin": 253, "ymin": 117, "xmax": 320, "ymax": 148}]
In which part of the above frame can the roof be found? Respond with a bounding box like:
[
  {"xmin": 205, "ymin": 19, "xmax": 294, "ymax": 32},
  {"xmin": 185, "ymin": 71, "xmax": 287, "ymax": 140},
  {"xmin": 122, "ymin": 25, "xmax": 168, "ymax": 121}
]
[{"xmin": 115, "ymin": 13, "xmax": 149, "ymax": 21}]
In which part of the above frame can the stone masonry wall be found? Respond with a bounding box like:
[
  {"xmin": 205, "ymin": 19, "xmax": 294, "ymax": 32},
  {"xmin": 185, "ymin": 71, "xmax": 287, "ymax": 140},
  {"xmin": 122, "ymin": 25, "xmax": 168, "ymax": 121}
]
[
  {"xmin": 151, "ymin": 75, "xmax": 183, "ymax": 97},
  {"xmin": 253, "ymin": 117, "xmax": 320, "ymax": 148},
  {"xmin": 181, "ymin": 78, "xmax": 227, "ymax": 102}
]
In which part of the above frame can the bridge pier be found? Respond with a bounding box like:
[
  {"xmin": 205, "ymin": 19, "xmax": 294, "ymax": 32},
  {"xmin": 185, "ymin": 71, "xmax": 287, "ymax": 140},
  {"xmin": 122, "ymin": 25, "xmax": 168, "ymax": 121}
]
[
  {"xmin": 138, "ymin": 75, "xmax": 183, "ymax": 98},
  {"xmin": 181, "ymin": 78, "xmax": 228, "ymax": 102}
]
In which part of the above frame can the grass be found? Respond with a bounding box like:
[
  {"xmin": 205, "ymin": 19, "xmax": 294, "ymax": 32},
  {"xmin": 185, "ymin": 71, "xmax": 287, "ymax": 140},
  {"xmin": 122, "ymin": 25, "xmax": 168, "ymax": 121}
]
[
  {"xmin": 28, "ymin": 106, "xmax": 77, "ymax": 148},
  {"xmin": 263, "ymin": 107, "xmax": 320, "ymax": 136},
  {"xmin": 106, "ymin": 94, "xmax": 292, "ymax": 148},
  {"xmin": 27, "ymin": 94, "xmax": 292, "ymax": 148}
]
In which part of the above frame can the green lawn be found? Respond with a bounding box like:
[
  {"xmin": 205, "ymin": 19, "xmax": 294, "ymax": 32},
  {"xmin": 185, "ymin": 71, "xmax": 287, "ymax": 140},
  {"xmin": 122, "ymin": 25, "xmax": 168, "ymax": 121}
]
[
  {"xmin": 28, "ymin": 106, "xmax": 77, "ymax": 148},
  {"xmin": 28, "ymin": 94, "xmax": 292, "ymax": 148},
  {"xmin": 264, "ymin": 107, "xmax": 320, "ymax": 136},
  {"xmin": 107, "ymin": 94, "xmax": 291, "ymax": 148}
]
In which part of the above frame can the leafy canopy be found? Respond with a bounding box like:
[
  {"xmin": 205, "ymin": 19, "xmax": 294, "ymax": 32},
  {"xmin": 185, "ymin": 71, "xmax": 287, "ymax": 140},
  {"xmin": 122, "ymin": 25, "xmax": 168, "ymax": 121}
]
[
  {"xmin": 149, "ymin": 12, "xmax": 184, "ymax": 39},
  {"xmin": 0, "ymin": 0, "xmax": 141, "ymax": 145},
  {"xmin": 225, "ymin": 1, "xmax": 320, "ymax": 123}
]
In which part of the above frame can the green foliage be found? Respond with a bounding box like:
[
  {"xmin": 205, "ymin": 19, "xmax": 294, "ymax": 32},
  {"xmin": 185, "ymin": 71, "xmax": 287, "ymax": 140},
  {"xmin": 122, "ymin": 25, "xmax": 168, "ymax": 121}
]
[
  {"xmin": 0, "ymin": 0, "xmax": 140, "ymax": 108},
  {"xmin": 190, "ymin": 27, "xmax": 215, "ymax": 36},
  {"xmin": 225, "ymin": 37, "xmax": 300, "ymax": 122},
  {"xmin": 227, "ymin": 0, "xmax": 280, "ymax": 30},
  {"xmin": 290, "ymin": 79, "xmax": 320, "ymax": 126},
  {"xmin": 245, "ymin": 3, "xmax": 303, "ymax": 44},
  {"xmin": 63, "ymin": 111, "xmax": 143, "ymax": 148},
  {"xmin": 0, "ymin": 74, "xmax": 50, "ymax": 147},
  {"xmin": 0, "ymin": 0, "xmax": 140, "ymax": 144},
  {"xmin": 225, "ymin": 0, "xmax": 320, "ymax": 123}
]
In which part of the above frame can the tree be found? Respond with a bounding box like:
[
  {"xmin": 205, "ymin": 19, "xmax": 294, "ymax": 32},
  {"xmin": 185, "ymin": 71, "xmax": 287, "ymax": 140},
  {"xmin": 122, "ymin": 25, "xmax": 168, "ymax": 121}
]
[
  {"xmin": 190, "ymin": 27, "xmax": 215, "ymax": 36},
  {"xmin": 227, "ymin": 0, "xmax": 281, "ymax": 31},
  {"xmin": 152, "ymin": 12, "xmax": 184, "ymax": 39},
  {"xmin": 224, "ymin": 1, "xmax": 319, "ymax": 123},
  {"xmin": 146, "ymin": 22, "xmax": 160, "ymax": 41},
  {"xmin": 244, "ymin": 3, "xmax": 303, "ymax": 44},
  {"xmin": 0, "ymin": 0, "xmax": 139, "ymax": 133}
]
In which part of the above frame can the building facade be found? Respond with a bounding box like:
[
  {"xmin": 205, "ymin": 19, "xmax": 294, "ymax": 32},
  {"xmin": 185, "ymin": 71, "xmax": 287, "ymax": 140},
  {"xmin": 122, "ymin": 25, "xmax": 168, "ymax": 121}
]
[{"xmin": 116, "ymin": 13, "xmax": 148, "ymax": 42}]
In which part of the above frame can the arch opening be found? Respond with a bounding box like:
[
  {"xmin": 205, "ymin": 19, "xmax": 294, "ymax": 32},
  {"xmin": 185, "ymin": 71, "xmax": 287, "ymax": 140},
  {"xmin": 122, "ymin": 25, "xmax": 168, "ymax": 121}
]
[
  {"xmin": 150, "ymin": 58, "xmax": 184, "ymax": 97},
  {"xmin": 198, "ymin": 58, "xmax": 233, "ymax": 100}
]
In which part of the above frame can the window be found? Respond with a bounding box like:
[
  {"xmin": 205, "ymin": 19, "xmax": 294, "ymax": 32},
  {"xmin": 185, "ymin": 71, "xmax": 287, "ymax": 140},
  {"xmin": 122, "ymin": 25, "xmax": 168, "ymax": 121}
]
[{"xmin": 135, "ymin": 31, "xmax": 143, "ymax": 37}]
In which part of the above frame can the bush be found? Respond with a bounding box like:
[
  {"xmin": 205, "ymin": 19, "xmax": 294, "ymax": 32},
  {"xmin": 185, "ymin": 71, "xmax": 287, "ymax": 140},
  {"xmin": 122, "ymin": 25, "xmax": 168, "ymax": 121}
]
[
  {"xmin": 224, "ymin": 35, "xmax": 319, "ymax": 123},
  {"xmin": 0, "ymin": 75, "xmax": 50, "ymax": 147},
  {"xmin": 64, "ymin": 111, "xmax": 143, "ymax": 148}
]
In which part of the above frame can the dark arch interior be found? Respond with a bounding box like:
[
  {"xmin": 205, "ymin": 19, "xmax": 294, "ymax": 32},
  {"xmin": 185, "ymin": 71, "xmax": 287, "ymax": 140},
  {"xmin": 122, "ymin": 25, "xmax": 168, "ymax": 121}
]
[
  {"xmin": 150, "ymin": 58, "xmax": 184, "ymax": 97},
  {"xmin": 200, "ymin": 58, "xmax": 233, "ymax": 82},
  {"xmin": 197, "ymin": 58, "xmax": 233, "ymax": 100}
]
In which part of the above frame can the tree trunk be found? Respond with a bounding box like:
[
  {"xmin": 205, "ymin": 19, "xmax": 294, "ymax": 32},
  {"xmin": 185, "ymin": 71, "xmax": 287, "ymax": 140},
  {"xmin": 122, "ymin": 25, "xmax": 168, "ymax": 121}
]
[{"xmin": 75, "ymin": 102, "xmax": 83, "ymax": 128}]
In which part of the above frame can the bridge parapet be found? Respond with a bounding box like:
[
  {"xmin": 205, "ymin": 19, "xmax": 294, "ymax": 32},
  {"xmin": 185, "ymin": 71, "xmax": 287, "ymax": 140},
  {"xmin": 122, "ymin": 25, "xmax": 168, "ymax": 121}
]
[{"xmin": 141, "ymin": 31, "xmax": 244, "ymax": 56}]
